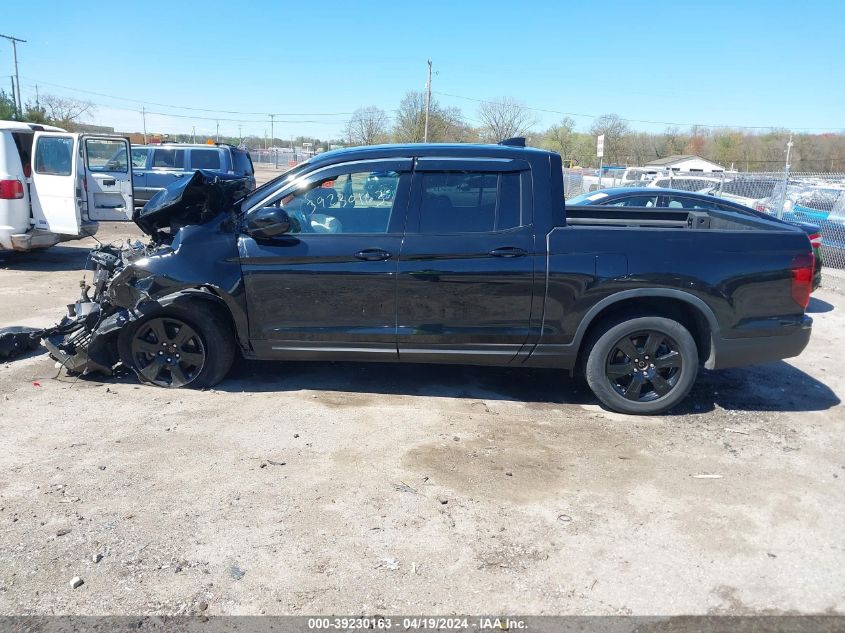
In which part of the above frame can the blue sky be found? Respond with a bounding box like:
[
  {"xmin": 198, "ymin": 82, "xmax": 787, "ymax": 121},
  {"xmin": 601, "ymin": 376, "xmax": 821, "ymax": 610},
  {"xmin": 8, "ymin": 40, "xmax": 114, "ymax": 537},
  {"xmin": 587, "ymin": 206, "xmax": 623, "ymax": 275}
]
[{"xmin": 3, "ymin": 0, "xmax": 843, "ymax": 139}]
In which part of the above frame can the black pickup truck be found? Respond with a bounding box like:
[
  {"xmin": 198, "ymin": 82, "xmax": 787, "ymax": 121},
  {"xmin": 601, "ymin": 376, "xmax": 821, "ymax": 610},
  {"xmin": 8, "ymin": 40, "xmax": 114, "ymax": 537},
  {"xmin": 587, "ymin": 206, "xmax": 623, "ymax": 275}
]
[{"xmin": 36, "ymin": 142, "xmax": 814, "ymax": 414}]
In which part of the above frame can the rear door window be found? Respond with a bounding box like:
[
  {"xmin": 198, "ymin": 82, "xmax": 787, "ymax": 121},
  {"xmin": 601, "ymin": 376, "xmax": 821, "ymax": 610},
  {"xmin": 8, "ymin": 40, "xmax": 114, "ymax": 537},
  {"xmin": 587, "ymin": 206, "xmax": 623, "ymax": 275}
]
[
  {"xmin": 417, "ymin": 171, "xmax": 523, "ymax": 233},
  {"xmin": 664, "ymin": 196, "xmax": 722, "ymax": 210},
  {"xmin": 85, "ymin": 138, "xmax": 128, "ymax": 172},
  {"xmin": 189, "ymin": 148, "xmax": 222, "ymax": 170},
  {"xmin": 34, "ymin": 136, "xmax": 74, "ymax": 176},
  {"xmin": 152, "ymin": 148, "xmax": 185, "ymax": 169}
]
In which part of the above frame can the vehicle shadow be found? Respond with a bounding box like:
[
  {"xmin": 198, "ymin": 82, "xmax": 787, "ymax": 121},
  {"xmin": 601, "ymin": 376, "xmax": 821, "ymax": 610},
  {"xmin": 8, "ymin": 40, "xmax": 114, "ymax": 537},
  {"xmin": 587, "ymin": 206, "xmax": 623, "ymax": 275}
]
[
  {"xmin": 220, "ymin": 357, "xmax": 840, "ymax": 415},
  {"xmin": 0, "ymin": 245, "xmax": 90, "ymax": 272},
  {"xmin": 807, "ymin": 296, "xmax": 835, "ymax": 313}
]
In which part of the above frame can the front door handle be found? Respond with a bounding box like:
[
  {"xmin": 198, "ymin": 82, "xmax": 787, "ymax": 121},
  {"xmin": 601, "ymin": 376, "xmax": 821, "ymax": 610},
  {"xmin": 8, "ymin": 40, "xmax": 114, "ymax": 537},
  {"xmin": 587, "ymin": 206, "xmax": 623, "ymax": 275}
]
[
  {"xmin": 489, "ymin": 246, "xmax": 527, "ymax": 258},
  {"xmin": 354, "ymin": 248, "xmax": 391, "ymax": 261}
]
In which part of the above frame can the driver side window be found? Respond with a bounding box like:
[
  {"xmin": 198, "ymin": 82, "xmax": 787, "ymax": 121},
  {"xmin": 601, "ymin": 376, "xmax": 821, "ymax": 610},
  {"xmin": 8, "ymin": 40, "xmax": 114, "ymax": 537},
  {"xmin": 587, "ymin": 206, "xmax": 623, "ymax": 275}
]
[{"xmin": 270, "ymin": 169, "xmax": 402, "ymax": 234}]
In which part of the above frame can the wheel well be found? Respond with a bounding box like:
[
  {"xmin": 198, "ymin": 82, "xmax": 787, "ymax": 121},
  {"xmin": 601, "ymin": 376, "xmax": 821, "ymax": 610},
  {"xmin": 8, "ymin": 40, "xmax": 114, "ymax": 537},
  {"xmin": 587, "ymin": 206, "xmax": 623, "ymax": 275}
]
[
  {"xmin": 159, "ymin": 291, "xmax": 240, "ymax": 346},
  {"xmin": 575, "ymin": 297, "xmax": 712, "ymax": 372}
]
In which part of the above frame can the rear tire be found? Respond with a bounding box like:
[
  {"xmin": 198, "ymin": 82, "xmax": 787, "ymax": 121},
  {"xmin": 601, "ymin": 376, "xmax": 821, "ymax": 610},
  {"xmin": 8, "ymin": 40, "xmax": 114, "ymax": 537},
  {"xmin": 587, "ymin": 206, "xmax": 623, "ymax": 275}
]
[
  {"xmin": 585, "ymin": 315, "xmax": 698, "ymax": 415},
  {"xmin": 118, "ymin": 301, "xmax": 235, "ymax": 389}
]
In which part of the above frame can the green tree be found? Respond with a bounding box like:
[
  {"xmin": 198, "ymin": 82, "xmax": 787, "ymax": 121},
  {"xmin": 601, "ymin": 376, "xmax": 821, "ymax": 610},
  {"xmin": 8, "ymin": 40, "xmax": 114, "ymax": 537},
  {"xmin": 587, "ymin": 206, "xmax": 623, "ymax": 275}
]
[{"xmin": 0, "ymin": 90, "xmax": 16, "ymax": 120}]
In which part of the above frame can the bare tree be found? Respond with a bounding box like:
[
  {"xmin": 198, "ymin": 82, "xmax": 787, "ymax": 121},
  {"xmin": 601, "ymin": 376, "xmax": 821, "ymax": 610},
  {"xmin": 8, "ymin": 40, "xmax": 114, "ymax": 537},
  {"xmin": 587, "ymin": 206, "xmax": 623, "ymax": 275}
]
[
  {"xmin": 40, "ymin": 94, "xmax": 94, "ymax": 130},
  {"xmin": 477, "ymin": 97, "xmax": 537, "ymax": 142},
  {"xmin": 343, "ymin": 106, "xmax": 389, "ymax": 146},
  {"xmin": 394, "ymin": 91, "xmax": 473, "ymax": 143},
  {"xmin": 589, "ymin": 113, "xmax": 630, "ymax": 164}
]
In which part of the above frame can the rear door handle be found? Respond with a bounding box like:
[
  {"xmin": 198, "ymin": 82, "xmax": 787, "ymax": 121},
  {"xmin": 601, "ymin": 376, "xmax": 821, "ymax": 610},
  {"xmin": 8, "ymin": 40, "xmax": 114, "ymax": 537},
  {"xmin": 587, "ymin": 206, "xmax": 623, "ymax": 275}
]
[
  {"xmin": 489, "ymin": 246, "xmax": 527, "ymax": 258},
  {"xmin": 354, "ymin": 248, "xmax": 392, "ymax": 261}
]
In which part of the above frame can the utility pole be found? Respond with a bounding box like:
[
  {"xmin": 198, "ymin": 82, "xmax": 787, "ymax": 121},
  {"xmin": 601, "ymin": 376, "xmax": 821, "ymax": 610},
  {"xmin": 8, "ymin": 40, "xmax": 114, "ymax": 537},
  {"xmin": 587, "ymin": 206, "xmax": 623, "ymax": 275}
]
[
  {"xmin": 0, "ymin": 34, "xmax": 26, "ymax": 117},
  {"xmin": 269, "ymin": 114, "xmax": 275, "ymax": 148},
  {"xmin": 238, "ymin": 124, "xmax": 242, "ymax": 146},
  {"xmin": 423, "ymin": 59, "xmax": 432, "ymax": 143},
  {"xmin": 141, "ymin": 106, "xmax": 148, "ymax": 144},
  {"xmin": 9, "ymin": 76, "xmax": 15, "ymax": 116},
  {"xmin": 779, "ymin": 133, "xmax": 794, "ymax": 220},
  {"xmin": 191, "ymin": 126, "xmax": 196, "ymax": 143},
  {"xmin": 34, "ymin": 83, "xmax": 39, "ymax": 109},
  {"xmin": 215, "ymin": 120, "xmax": 220, "ymax": 143}
]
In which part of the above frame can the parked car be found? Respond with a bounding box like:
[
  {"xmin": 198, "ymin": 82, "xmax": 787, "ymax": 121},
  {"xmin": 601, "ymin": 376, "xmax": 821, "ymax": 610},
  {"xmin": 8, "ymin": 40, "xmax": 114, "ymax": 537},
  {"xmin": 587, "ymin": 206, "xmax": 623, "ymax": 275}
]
[
  {"xmin": 131, "ymin": 143, "xmax": 256, "ymax": 208},
  {"xmin": 0, "ymin": 120, "xmax": 133, "ymax": 251},
  {"xmin": 40, "ymin": 143, "xmax": 814, "ymax": 415},
  {"xmin": 703, "ymin": 178, "xmax": 781, "ymax": 209},
  {"xmin": 568, "ymin": 187, "xmax": 823, "ymax": 289},
  {"xmin": 646, "ymin": 175, "xmax": 721, "ymax": 192}
]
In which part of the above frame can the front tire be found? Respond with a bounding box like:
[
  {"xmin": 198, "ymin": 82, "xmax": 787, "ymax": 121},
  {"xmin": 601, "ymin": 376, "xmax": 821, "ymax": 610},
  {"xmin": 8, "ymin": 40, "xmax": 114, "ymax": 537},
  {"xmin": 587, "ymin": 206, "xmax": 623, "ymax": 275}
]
[
  {"xmin": 118, "ymin": 302, "xmax": 235, "ymax": 389},
  {"xmin": 585, "ymin": 316, "xmax": 698, "ymax": 415}
]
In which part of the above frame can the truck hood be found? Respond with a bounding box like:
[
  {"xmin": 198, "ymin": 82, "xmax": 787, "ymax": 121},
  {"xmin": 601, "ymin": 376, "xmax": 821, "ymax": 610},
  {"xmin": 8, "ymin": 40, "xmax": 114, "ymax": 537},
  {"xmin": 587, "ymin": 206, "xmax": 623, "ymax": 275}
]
[{"xmin": 133, "ymin": 170, "xmax": 252, "ymax": 237}]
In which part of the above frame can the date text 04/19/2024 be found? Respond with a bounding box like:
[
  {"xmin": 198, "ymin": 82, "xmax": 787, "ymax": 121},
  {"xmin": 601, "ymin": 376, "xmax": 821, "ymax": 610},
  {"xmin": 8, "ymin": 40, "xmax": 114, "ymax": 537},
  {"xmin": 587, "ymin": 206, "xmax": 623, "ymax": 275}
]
[{"xmin": 306, "ymin": 617, "xmax": 527, "ymax": 630}]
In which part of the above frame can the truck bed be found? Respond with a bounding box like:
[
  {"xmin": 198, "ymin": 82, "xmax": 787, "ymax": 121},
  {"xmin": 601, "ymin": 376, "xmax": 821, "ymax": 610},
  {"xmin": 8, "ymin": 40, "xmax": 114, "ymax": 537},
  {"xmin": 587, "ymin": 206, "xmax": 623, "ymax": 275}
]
[{"xmin": 565, "ymin": 205, "xmax": 784, "ymax": 231}]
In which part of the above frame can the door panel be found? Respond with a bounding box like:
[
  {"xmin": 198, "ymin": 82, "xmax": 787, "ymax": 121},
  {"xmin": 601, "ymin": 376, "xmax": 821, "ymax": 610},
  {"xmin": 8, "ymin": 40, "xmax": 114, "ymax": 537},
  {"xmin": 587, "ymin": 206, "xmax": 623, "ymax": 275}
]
[
  {"xmin": 83, "ymin": 136, "xmax": 134, "ymax": 221},
  {"xmin": 240, "ymin": 234, "xmax": 404, "ymax": 360},
  {"xmin": 30, "ymin": 132, "xmax": 81, "ymax": 235},
  {"xmin": 397, "ymin": 166, "xmax": 535, "ymax": 365}
]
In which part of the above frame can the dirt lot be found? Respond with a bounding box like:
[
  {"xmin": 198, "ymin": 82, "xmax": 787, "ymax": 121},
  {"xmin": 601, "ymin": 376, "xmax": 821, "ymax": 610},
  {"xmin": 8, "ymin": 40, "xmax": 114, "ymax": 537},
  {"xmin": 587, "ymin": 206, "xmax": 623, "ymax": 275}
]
[{"xmin": 1, "ymin": 223, "xmax": 844, "ymax": 616}]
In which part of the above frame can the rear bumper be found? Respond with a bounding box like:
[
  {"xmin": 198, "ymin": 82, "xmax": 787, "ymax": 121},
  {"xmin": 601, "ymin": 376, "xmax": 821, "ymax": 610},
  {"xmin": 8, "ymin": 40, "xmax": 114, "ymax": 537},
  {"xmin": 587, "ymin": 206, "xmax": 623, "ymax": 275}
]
[{"xmin": 707, "ymin": 315, "xmax": 812, "ymax": 370}]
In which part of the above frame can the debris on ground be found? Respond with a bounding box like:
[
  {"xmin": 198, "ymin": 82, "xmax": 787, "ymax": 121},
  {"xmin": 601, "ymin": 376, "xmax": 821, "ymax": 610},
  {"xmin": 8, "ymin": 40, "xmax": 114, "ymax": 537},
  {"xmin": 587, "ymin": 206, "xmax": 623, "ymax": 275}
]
[
  {"xmin": 69, "ymin": 576, "xmax": 84, "ymax": 589},
  {"xmin": 378, "ymin": 557, "xmax": 400, "ymax": 571},
  {"xmin": 691, "ymin": 474, "xmax": 724, "ymax": 479},
  {"xmin": 230, "ymin": 565, "xmax": 245, "ymax": 580}
]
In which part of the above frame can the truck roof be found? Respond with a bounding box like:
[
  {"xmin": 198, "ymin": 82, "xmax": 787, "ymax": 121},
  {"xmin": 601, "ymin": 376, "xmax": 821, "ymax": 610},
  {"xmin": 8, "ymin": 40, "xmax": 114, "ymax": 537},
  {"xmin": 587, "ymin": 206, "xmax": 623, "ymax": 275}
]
[{"xmin": 308, "ymin": 143, "xmax": 554, "ymax": 168}]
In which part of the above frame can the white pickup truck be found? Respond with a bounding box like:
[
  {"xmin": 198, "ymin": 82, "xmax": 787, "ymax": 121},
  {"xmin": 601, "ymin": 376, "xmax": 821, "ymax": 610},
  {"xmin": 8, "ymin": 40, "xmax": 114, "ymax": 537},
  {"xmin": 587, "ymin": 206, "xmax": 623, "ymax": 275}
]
[{"xmin": 0, "ymin": 120, "xmax": 134, "ymax": 251}]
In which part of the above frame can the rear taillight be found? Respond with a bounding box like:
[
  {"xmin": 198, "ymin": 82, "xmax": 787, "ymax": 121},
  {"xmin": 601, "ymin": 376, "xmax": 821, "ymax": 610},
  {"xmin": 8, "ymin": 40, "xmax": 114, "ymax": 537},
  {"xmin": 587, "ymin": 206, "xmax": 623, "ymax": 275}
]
[
  {"xmin": 809, "ymin": 232, "xmax": 822, "ymax": 249},
  {"xmin": 790, "ymin": 253, "xmax": 814, "ymax": 309},
  {"xmin": 0, "ymin": 179, "xmax": 24, "ymax": 199}
]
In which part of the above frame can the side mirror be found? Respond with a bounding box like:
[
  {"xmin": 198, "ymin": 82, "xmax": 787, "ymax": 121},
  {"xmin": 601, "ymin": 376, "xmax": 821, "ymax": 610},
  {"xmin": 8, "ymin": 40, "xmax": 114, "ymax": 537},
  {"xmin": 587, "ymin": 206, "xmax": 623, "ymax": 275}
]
[{"xmin": 246, "ymin": 206, "xmax": 292, "ymax": 238}]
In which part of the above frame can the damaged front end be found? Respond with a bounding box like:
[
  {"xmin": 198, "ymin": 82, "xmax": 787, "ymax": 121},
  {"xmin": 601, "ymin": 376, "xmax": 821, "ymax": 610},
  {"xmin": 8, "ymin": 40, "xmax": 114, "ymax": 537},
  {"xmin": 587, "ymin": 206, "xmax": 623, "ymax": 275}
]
[
  {"xmin": 0, "ymin": 170, "xmax": 250, "ymax": 380},
  {"xmin": 41, "ymin": 241, "xmax": 152, "ymax": 375}
]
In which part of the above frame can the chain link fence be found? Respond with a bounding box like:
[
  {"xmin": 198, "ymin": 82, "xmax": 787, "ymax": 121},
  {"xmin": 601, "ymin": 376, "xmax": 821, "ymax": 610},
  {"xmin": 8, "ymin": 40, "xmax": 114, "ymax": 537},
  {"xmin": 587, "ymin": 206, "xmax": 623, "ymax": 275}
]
[
  {"xmin": 250, "ymin": 148, "xmax": 317, "ymax": 169},
  {"xmin": 563, "ymin": 168, "xmax": 845, "ymax": 269}
]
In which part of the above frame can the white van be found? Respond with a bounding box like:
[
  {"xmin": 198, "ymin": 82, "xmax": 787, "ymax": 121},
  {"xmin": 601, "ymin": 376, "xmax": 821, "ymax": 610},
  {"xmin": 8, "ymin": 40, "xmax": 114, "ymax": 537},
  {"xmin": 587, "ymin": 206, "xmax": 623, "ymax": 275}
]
[{"xmin": 0, "ymin": 120, "xmax": 134, "ymax": 251}]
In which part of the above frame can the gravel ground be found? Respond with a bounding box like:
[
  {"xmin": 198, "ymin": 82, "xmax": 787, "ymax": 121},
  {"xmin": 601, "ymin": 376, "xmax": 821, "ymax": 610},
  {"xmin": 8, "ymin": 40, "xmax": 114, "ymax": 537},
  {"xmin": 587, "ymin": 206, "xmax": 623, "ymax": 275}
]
[{"xmin": 0, "ymin": 225, "xmax": 843, "ymax": 615}]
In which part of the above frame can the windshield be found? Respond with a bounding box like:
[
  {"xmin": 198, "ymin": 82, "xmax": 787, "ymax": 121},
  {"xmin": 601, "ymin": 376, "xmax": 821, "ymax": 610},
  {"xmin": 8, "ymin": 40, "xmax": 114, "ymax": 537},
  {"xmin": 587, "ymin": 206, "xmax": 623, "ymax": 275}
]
[{"xmin": 567, "ymin": 191, "xmax": 610, "ymax": 205}]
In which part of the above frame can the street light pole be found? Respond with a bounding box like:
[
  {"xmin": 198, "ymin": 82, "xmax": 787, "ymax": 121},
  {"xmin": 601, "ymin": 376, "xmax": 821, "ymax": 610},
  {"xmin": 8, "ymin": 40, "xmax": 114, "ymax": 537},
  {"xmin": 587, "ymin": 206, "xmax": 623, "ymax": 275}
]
[{"xmin": 0, "ymin": 33, "xmax": 26, "ymax": 118}]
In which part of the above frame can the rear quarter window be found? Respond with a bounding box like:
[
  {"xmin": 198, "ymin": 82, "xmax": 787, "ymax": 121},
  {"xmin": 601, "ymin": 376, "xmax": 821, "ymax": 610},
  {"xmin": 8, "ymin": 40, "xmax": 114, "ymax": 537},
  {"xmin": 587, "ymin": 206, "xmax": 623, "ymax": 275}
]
[
  {"xmin": 232, "ymin": 150, "xmax": 254, "ymax": 175},
  {"xmin": 152, "ymin": 148, "xmax": 185, "ymax": 169}
]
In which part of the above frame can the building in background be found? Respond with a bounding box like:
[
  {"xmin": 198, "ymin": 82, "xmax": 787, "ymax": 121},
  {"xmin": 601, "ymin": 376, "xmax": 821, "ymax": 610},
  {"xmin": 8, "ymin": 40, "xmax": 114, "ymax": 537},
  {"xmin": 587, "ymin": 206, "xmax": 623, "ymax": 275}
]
[{"xmin": 644, "ymin": 155, "xmax": 725, "ymax": 173}]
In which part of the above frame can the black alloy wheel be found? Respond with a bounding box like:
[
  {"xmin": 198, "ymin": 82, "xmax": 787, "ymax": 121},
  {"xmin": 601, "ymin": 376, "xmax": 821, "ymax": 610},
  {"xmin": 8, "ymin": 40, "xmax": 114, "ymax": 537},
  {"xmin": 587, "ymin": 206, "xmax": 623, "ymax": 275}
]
[
  {"xmin": 130, "ymin": 316, "xmax": 206, "ymax": 387},
  {"xmin": 605, "ymin": 330, "xmax": 683, "ymax": 402}
]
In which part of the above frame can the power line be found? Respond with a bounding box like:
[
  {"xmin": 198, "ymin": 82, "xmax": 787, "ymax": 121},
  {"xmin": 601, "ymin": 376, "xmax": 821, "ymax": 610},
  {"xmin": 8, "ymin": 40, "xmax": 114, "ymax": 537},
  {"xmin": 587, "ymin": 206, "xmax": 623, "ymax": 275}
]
[
  {"xmin": 19, "ymin": 76, "xmax": 357, "ymax": 117},
  {"xmin": 434, "ymin": 90, "xmax": 841, "ymax": 132}
]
